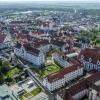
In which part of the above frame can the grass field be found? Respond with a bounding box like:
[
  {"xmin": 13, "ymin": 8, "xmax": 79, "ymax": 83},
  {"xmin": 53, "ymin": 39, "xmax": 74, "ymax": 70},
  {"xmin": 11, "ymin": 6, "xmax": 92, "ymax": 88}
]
[
  {"xmin": 6, "ymin": 68, "xmax": 20, "ymax": 78},
  {"xmin": 96, "ymin": 43, "xmax": 100, "ymax": 47},
  {"xmin": 30, "ymin": 88, "xmax": 41, "ymax": 96},
  {"xmin": 19, "ymin": 88, "xmax": 41, "ymax": 100},
  {"xmin": 39, "ymin": 61, "xmax": 60, "ymax": 77}
]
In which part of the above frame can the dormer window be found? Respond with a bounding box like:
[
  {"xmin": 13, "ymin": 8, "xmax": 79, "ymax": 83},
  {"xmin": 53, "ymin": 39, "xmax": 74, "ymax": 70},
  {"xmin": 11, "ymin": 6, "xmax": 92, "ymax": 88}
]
[
  {"xmin": 81, "ymin": 55, "xmax": 84, "ymax": 60},
  {"xmin": 89, "ymin": 58, "xmax": 92, "ymax": 62},
  {"xmin": 97, "ymin": 61, "xmax": 100, "ymax": 65}
]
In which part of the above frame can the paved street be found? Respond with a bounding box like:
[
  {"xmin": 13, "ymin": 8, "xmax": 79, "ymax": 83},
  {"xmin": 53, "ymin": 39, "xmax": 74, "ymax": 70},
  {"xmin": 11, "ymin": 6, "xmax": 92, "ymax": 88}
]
[{"xmin": 18, "ymin": 59, "xmax": 56, "ymax": 100}]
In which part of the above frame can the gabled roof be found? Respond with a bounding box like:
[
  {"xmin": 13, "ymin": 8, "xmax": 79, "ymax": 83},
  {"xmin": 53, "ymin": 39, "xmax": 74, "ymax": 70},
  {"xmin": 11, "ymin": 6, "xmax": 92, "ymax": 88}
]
[
  {"xmin": 79, "ymin": 48, "xmax": 100, "ymax": 64},
  {"xmin": 34, "ymin": 39, "xmax": 49, "ymax": 48},
  {"xmin": 0, "ymin": 33, "xmax": 6, "ymax": 43},
  {"xmin": 51, "ymin": 40, "xmax": 65, "ymax": 47},
  {"xmin": 47, "ymin": 72, "xmax": 64, "ymax": 83},
  {"xmin": 24, "ymin": 44, "xmax": 40, "ymax": 56},
  {"xmin": 15, "ymin": 42, "xmax": 22, "ymax": 49},
  {"xmin": 64, "ymin": 72, "xmax": 100, "ymax": 100},
  {"xmin": 15, "ymin": 43, "xmax": 40, "ymax": 56},
  {"xmin": 47, "ymin": 63, "xmax": 82, "ymax": 83}
]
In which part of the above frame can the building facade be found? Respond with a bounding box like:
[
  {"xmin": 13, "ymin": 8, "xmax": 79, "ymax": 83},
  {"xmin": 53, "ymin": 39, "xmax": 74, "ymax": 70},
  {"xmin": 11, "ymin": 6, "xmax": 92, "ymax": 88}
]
[
  {"xmin": 0, "ymin": 33, "xmax": 11, "ymax": 50},
  {"xmin": 43, "ymin": 64, "xmax": 83, "ymax": 91},
  {"xmin": 57, "ymin": 72, "xmax": 100, "ymax": 100},
  {"xmin": 79, "ymin": 48, "xmax": 100, "ymax": 71},
  {"xmin": 14, "ymin": 43, "xmax": 45, "ymax": 67},
  {"xmin": 0, "ymin": 84, "xmax": 19, "ymax": 100}
]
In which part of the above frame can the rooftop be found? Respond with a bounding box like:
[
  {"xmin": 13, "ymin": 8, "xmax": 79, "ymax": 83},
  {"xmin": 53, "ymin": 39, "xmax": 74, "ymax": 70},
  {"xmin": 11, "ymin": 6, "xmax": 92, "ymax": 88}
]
[
  {"xmin": 47, "ymin": 63, "xmax": 82, "ymax": 83},
  {"xmin": 0, "ymin": 84, "xmax": 17, "ymax": 100},
  {"xmin": 0, "ymin": 33, "xmax": 6, "ymax": 43},
  {"xmin": 63, "ymin": 72, "xmax": 100, "ymax": 100},
  {"xmin": 79, "ymin": 48, "xmax": 100, "ymax": 64}
]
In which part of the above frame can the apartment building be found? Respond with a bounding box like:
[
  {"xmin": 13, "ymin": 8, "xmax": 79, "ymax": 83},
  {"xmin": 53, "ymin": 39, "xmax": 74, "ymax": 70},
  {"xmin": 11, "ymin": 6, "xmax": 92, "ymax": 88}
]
[
  {"xmin": 57, "ymin": 72, "xmax": 100, "ymax": 100},
  {"xmin": 79, "ymin": 48, "xmax": 100, "ymax": 71},
  {"xmin": 43, "ymin": 63, "xmax": 83, "ymax": 91},
  {"xmin": 0, "ymin": 33, "xmax": 11, "ymax": 50},
  {"xmin": 14, "ymin": 43, "xmax": 45, "ymax": 67}
]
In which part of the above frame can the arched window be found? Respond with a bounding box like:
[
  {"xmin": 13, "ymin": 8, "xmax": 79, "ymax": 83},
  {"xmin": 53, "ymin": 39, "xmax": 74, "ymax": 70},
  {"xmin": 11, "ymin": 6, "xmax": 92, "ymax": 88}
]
[
  {"xmin": 81, "ymin": 55, "xmax": 84, "ymax": 60},
  {"xmin": 97, "ymin": 61, "xmax": 100, "ymax": 65},
  {"xmin": 89, "ymin": 58, "xmax": 92, "ymax": 62}
]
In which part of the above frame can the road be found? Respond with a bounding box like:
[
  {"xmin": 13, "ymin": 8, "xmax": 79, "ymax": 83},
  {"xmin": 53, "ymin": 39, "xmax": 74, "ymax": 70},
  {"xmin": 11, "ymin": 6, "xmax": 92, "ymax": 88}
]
[{"xmin": 18, "ymin": 59, "xmax": 56, "ymax": 100}]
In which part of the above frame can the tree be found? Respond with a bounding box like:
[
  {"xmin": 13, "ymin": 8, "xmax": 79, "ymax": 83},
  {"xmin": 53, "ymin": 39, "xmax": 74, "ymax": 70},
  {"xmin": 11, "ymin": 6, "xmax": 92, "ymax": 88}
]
[
  {"xmin": 5, "ymin": 76, "xmax": 13, "ymax": 83},
  {"xmin": 0, "ymin": 76, "xmax": 4, "ymax": 84},
  {"xmin": 0, "ymin": 59, "xmax": 2, "ymax": 66}
]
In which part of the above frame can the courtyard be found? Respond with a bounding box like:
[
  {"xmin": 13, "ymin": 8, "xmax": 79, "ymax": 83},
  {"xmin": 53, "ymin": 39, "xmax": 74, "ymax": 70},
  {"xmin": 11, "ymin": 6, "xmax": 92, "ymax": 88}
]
[{"xmin": 39, "ymin": 60, "xmax": 60, "ymax": 77}]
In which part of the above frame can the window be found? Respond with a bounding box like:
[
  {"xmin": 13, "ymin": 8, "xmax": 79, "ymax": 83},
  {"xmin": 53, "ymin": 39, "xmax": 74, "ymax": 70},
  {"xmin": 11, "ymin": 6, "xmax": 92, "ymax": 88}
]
[
  {"xmin": 81, "ymin": 55, "xmax": 84, "ymax": 60},
  {"xmin": 89, "ymin": 58, "xmax": 92, "ymax": 62},
  {"xmin": 97, "ymin": 61, "xmax": 100, "ymax": 65}
]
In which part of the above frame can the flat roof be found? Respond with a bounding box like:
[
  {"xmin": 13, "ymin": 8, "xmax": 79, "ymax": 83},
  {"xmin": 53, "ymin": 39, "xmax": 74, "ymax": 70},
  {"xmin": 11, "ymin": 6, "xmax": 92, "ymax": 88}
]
[
  {"xmin": 0, "ymin": 84, "xmax": 17, "ymax": 100},
  {"xmin": 30, "ymin": 92, "xmax": 49, "ymax": 100},
  {"xmin": 66, "ymin": 53, "xmax": 78, "ymax": 58}
]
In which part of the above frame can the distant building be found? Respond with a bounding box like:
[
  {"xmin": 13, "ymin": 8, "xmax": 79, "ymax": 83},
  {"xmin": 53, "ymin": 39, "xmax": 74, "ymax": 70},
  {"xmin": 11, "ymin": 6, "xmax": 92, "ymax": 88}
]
[
  {"xmin": 81, "ymin": 36, "xmax": 90, "ymax": 49},
  {"xmin": 0, "ymin": 84, "xmax": 18, "ymax": 100},
  {"xmin": 79, "ymin": 48, "xmax": 100, "ymax": 71},
  {"xmin": 14, "ymin": 43, "xmax": 45, "ymax": 67},
  {"xmin": 51, "ymin": 40, "xmax": 65, "ymax": 51},
  {"xmin": 52, "ymin": 53, "xmax": 71, "ymax": 68},
  {"xmin": 0, "ymin": 33, "xmax": 11, "ymax": 50},
  {"xmin": 34, "ymin": 39, "xmax": 50, "ymax": 54}
]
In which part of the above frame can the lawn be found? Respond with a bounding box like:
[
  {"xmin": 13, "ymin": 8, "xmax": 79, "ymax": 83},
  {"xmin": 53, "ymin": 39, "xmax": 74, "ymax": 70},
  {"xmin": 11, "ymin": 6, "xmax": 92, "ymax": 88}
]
[
  {"xmin": 19, "ymin": 88, "xmax": 41, "ymax": 100},
  {"xmin": 19, "ymin": 96, "xmax": 23, "ymax": 100},
  {"xmin": 23, "ymin": 92, "xmax": 32, "ymax": 98},
  {"xmin": 96, "ymin": 43, "xmax": 100, "ymax": 47},
  {"xmin": 6, "ymin": 67, "xmax": 20, "ymax": 78},
  {"xmin": 40, "ymin": 61, "xmax": 60, "ymax": 77},
  {"xmin": 30, "ymin": 88, "xmax": 41, "ymax": 96}
]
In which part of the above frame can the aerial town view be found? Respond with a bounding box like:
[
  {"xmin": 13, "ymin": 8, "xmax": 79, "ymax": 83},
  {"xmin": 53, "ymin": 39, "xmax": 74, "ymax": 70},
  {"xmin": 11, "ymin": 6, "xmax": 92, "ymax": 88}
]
[{"xmin": 0, "ymin": 0, "xmax": 100, "ymax": 100}]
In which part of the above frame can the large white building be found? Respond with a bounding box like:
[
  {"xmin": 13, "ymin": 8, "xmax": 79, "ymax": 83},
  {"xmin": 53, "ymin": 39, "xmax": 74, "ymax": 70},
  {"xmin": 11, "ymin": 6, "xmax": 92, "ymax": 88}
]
[
  {"xmin": 51, "ymin": 40, "xmax": 65, "ymax": 50},
  {"xmin": 0, "ymin": 33, "xmax": 11, "ymax": 50},
  {"xmin": 81, "ymin": 36, "xmax": 90, "ymax": 49},
  {"xmin": 79, "ymin": 48, "xmax": 100, "ymax": 71},
  {"xmin": 37, "ymin": 19, "xmax": 59, "ymax": 31},
  {"xmin": 43, "ymin": 63, "xmax": 83, "ymax": 91},
  {"xmin": 34, "ymin": 39, "xmax": 50, "ymax": 54},
  {"xmin": 14, "ymin": 43, "xmax": 45, "ymax": 67},
  {"xmin": 0, "ymin": 84, "xmax": 19, "ymax": 100},
  {"xmin": 52, "ymin": 52, "xmax": 71, "ymax": 68},
  {"xmin": 57, "ymin": 72, "xmax": 100, "ymax": 100}
]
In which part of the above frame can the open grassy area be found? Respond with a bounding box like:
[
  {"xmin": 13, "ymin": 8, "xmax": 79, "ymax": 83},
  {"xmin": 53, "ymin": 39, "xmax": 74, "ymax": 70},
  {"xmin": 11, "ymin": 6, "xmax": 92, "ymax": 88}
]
[
  {"xmin": 30, "ymin": 88, "xmax": 41, "ymax": 96},
  {"xmin": 19, "ymin": 96, "xmax": 23, "ymax": 100},
  {"xmin": 23, "ymin": 92, "xmax": 32, "ymax": 98},
  {"xmin": 96, "ymin": 43, "xmax": 100, "ymax": 47},
  {"xmin": 19, "ymin": 88, "xmax": 41, "ymax": 100},
  {"xmin": 6, "ymin": 67, "xmax": 20, "ymax": 78},
  {"xmin": 39, "ymin": 61, "xmax": 60, "ymax": 77}
]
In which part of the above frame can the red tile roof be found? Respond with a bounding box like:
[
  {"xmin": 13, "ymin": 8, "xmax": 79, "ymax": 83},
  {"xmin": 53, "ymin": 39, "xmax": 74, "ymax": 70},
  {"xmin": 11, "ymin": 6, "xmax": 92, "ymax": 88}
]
[
  {"xmin": 15, "ymin": 43, "xmax": 40, "ymax": 56},
  {"xmin": 87, "ymin": 72, "xmax": 100, "ymax": 83},
  {"xmin": 79, "ymin": 48, "xmax": 100, "ymax": 64},
  {"xmin": 34, "ymin": 39, "xmax": 49, "ymax": 48},
  {"xmin": 47, "ymin": 63, "xmax": 82, "ymax": 83},
  {"xmin": 51, "ymin": 40, "xmax": 65, "ymax": 47},
  {"xmin": 64, "ymin": 72, "xmax": 100, "ymax": 100},
  {"xmin": 24, "ymin": 44, "xmax": 40, "ymax": 56},
  {"xmin": 47, "ymin": 72, "xmax": 64, "ymax": 83},
  {"xmin": 65, "ymin": 79, "xmax": 87, "ymax": 96},
  {"xmin": 29, "ymin": 32, "xmax": 44, "ymax": 36},
  {"xmin": 64, "ymin": 94, "xmax": 75, "ymax": 100},
  {"xmin": 0, "ymin": 33, "xmax": 6, "ymax": 43}
]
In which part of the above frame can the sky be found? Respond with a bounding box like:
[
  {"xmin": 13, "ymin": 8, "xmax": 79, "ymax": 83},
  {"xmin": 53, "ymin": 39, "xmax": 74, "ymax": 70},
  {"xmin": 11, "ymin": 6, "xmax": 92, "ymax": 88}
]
[{"xmin": 0, "ymin": 0, "xmax": 100, "ymax": 2}]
